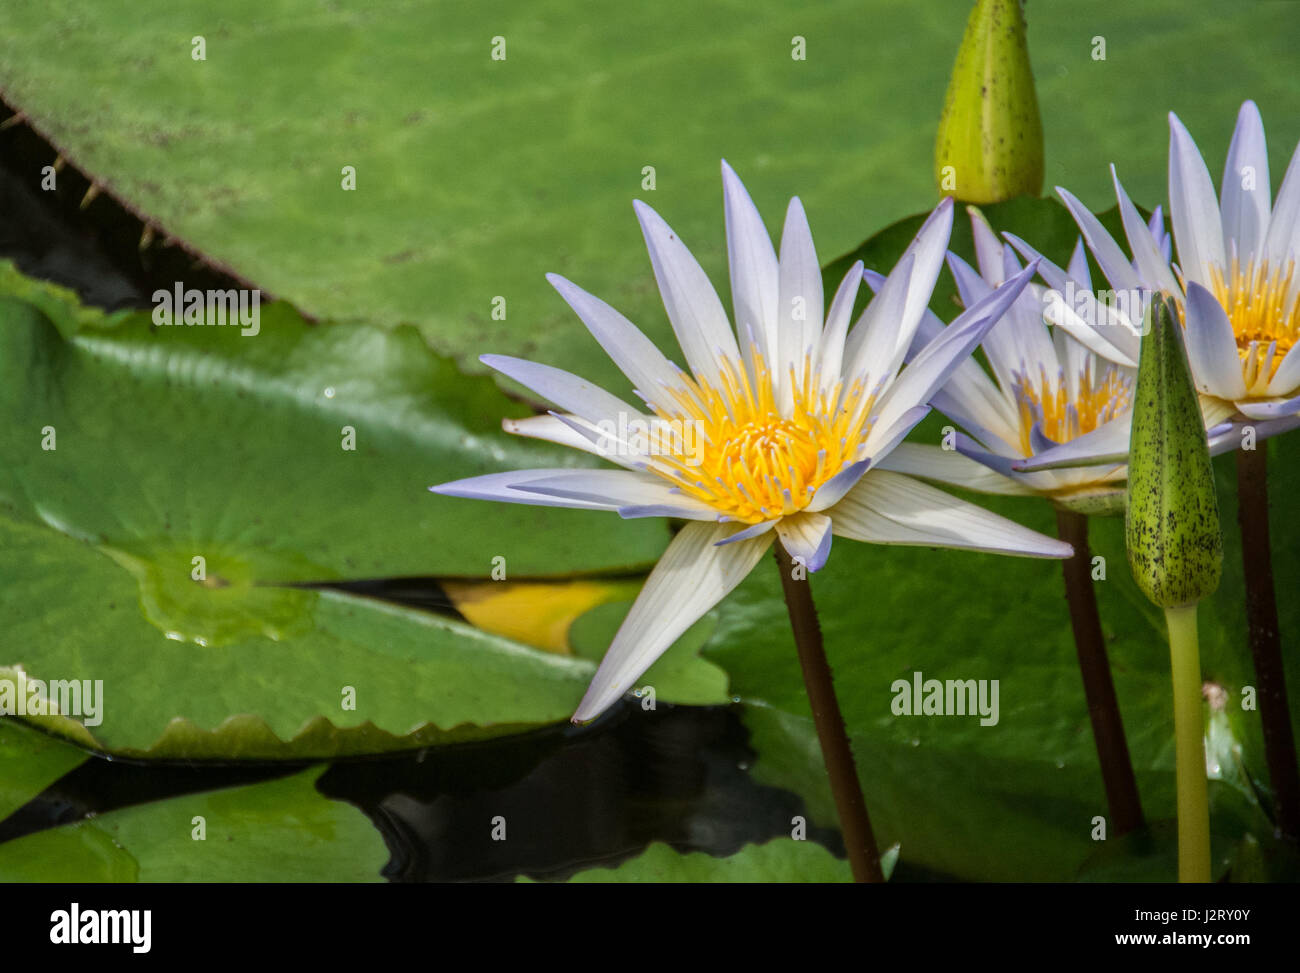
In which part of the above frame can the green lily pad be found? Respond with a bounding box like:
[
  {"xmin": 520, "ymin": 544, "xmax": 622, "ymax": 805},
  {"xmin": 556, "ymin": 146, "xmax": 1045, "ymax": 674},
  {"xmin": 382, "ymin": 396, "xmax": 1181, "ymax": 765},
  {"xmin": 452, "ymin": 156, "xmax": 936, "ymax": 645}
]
[
  {"xmin": 0, "ymin": 766, "xmax": 388, "ymax": 881},
  {"xmin": 0, "ymin": 279, "xmax": 738, "ymax": 758},
  {"xmin": 533, "ymin": 838, "xmax": 851, "ymax": 883},
  {"xmin": 0, "ymin": 276, "xmax": 666, "ymax": 581},
  {"xmin": 0, "ymin": 1, "xmax": 1294, "ymax": 395},
  {"xmin": 0, "ymin": 719, "xmax": 88, "ymax": 824}
]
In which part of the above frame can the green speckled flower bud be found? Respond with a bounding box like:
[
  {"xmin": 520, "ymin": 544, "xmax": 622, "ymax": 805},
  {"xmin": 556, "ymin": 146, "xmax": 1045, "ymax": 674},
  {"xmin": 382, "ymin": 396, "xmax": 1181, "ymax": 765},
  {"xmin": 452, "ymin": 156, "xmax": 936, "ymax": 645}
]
[
  {"xmin": 1125, "ymin": 297, "xmax": 1223, "ymax": 608},
  {"xmin": 935, "ymin": 0, "xmax": 1044, "ymax": 203}
]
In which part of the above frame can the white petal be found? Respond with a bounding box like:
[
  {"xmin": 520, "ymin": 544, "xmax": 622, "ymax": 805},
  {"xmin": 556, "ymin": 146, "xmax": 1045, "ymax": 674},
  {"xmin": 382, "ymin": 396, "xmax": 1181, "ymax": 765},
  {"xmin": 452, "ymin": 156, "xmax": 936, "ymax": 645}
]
[
  {"xmin": 969, "ymin": 205, "xmax": 1005, "ymax": 282},
  {"xmin": 979, "ymin": 245, "xmax": 1059, "ymax": 389},
  {"xmin": 777, "ymin": 198, "xmax": 825, "ymax": 399},
  {"xmin": 547, "ymin": 273, "xmax": 684, "ymax": 403},
  {"xmin": 842, "ymin": 253, "xmax": 916, "ymax": 393},
  {"xmin": 501, "ymin": 413, "xmax": 635, "ymax": 469},
  {"xmin": 572, "ymin": 521, "xmax": 772, "ymax": 723},
  {"xmin": 1168, "ymin": 113, "xmax": 1227, "ymax": 288},
  {"xmin": 1235, "ymin": 393, "xmax": 1300, "ymax": 420},
  {"xmin": 775, "ymin": 512, "xmax": 834, "ymax": 572},
  {"xmin": 1011, "ymin": 415, "xmax": 1132, "ymax": 471},
  {"xmin": 514, "ymin": 469, "xmax": 719, "ymax": 520},
  {"xmin": 807, "ymin": 458, "xmax": 872, "ymax": 513},
  {"xmin": 1264, "ymin": 137, "xmax": 1300, "ymax": 266},
  {"xmin": 817, "ymin": 260, "xmax": 864, "ymax": 395},
  {"xmin": 1057, "ymin": 185, "xmax": 1142, "ymax": 292},
  {"xmin": 1184, "ymin": 282, "xmax": 1248, "ymax": 400},
  {"xmin": 721, "ymin": 160, "xmax": 780, "ymax": 370},
  {"xmin": 930, "ymin": 386, "xmax": 1023, "ymax": 456},
  {"xmin": 715, "ymin": 519, "xmax": 778, "ymax": 545},
  {"xmin": 859, "ymin": 406, "xmax": 930, "ymax": 467},
  {"xmin": 1220, "ymin": 101, "xmax": 1271, "ymax": 263},
  {"xmin": 481, "ymin": 354, "xmax": 641, "ymax": 425},
  {"xmin": 828, "ymin": 470, "xmax": 1072, "ymax": 558},
  {"xmin": 1225, "ymin": 413, "xmax": 1300, "ymax": 445},
  {"xmin": 430, "ymin": 469, "xmax": 621, "ymax": 511},
  {"xmin": 1113, "ymin": 165, "xmax": 1184, "ymax": 295},
  {"xmin": 896, "ymin": 198, "xmax": 956, "ymax": 357},
  {"xmin": 1267, "ymin": 342, "xmax": 1300, "ymax": 396},
  {"xmin": 946, "ymin": 250, "xmax": 993, "ymax": 308},
  {"xmin": 916, "ymin": 306, "xmax": 1021, "ymax": 444},
  {"xmin": 877, "ymin": 442, "xmax": 1031, "ymax": 495},
  {"xmin": 870, "ymin": 260, "xmax": 1038, "ymax": 439},
  {"xmin": 845, "ymin": 201, "xmax": 954, "ymax": 393},
  {"xmin": 634, "ymin": 199, "xmax": 741, "ymax": 379},
  {"xmin": 1005, "ymin": 231, "xmax": 1140, "ymax": 366},
  {"xmin": 1067, "ymin": 237, "xmax": 1093, "ymax": 290}
]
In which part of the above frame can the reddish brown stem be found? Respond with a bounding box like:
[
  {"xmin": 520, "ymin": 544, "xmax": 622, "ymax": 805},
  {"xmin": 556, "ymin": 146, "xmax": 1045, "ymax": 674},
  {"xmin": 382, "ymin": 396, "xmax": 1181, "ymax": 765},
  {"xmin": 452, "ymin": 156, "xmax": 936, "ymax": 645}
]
[
  {"xmin": 774, "ymin": 542, "xmax": 883, "ymax": 882},
  {"xmin": 1055, "ymin": 508, "xmax": 1145, "ymax": 836},
  {"xmin": 1236, "ymin": 444, "xmax": 1300, "ymax": 841}
]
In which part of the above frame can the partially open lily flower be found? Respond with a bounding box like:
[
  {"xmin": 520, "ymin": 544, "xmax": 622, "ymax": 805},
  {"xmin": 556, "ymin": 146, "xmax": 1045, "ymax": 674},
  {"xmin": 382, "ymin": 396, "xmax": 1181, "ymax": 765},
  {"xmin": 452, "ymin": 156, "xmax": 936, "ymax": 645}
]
[
  {"xmin": 1049, "ymin": 101, "xmax": 1300, "ymax": 444},
  {"xmin": 432, "ymin": 163, "xmax": 1072, "ymax": 722},
  {"xmin": 883, "ymin": 208, "xmax": 1236, "ymax": 512}
]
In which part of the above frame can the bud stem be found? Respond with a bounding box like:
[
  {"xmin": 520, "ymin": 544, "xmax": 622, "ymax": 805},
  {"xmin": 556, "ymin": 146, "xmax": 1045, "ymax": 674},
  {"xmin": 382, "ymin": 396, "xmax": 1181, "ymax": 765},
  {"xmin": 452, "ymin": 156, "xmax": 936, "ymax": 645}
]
[
  {"xmin": 1165, "ymin": 603, "xmax": 1211, "ymax": 882},
  {"xmin": 774, "ymin": 542, "xmax": 883, "ymax": 882}
]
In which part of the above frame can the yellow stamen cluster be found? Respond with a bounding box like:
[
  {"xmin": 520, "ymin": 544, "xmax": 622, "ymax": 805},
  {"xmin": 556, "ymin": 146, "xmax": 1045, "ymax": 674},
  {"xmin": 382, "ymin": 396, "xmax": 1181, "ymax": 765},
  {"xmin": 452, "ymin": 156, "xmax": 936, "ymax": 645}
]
[
  {"xmin": 1207, "ymin": 256, "xmax": 1300, "ymax": 391},
  {"xmin": 645, "ymin": 354, "xmax": 874, "ymax": 524},
  {"xmin": 1014, "ymin": 361, "xmax": 1133, "ymax": 456}
]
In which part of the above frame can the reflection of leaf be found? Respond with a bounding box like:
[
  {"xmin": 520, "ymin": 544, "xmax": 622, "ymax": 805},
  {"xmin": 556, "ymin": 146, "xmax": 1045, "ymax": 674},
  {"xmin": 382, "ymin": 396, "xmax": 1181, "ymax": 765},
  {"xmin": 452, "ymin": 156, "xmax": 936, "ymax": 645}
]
[
  {"xmin": 531, "ymin": 839, "xmax": 850, "ymax": 883},
  {"xmin": 0, "ymin": 766, "xmax": 387, "ymax": 882},
  {"xmin": 2, "ymin": 2, "xmax": 1294, "ymax": 393},
  {"xmin": 0, "ymin": 720, "xmax": 87, "ymax": 824}
]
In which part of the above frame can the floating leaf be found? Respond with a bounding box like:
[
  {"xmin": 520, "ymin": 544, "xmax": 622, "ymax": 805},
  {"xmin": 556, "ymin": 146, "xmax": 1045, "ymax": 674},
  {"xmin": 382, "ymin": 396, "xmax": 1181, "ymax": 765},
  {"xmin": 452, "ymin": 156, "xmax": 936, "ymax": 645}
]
[
  {"xmin": 1, "ymin": 2, "xmax": 1291, "ymax": 393},
  {"xmin": 0, "ymin": 279, "xmax": 725, "ymax": 758},
  {"xmin": 0, "ymin": 766, "xmax": 387, "ymax": 882},
  {"xmin": 0, "ymin": 719, "xmax": 88, "ymax": 824},
  {"xmin": 532, "ymin": 838, "xmax": 851, "ymax": 883}
]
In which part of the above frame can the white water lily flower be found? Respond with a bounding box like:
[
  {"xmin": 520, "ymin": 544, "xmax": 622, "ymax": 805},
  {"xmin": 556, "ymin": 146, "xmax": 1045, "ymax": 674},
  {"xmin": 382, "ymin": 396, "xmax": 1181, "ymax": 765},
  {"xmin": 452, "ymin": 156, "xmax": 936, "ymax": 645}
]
[
  {"xmin": 883, "ymin": 208, "xmax": 1238, "ymax": 510},
  {"xmin": 432, "ymin": 163, "xmax": 1072, "ymax": 722},
  {"xmin": 1046, "ymin": 101, "xmax": 1300, "ymax": 446}
]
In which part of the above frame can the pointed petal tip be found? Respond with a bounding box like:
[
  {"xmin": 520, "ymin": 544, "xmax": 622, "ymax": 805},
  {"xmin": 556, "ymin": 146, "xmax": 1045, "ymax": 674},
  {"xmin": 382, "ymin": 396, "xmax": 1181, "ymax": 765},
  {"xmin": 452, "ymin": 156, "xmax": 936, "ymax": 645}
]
[{"xmin": 806, "ymin": 529, "xmax": 833, "ymax": 572}]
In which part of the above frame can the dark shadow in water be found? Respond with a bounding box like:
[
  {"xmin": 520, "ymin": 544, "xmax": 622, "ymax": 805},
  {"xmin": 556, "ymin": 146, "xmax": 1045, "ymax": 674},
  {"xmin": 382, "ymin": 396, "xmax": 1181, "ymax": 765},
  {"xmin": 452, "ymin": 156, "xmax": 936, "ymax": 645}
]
[
  {"xmin": 317, "ymin": 702, "xmax": 845, "ymax": 881},
  {"xmin": 2, "ymin": 703, "xmax": 856, "ymax": 882}
]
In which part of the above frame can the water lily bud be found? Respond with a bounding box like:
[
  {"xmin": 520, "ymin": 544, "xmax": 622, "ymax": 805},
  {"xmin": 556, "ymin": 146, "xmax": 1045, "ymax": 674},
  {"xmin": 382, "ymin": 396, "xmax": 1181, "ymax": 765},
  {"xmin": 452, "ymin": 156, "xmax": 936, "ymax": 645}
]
[
  {"xmin": 935, "ymin": 0, "xmax": 1044, "ymax": 203},
  {"xmin": 1125, "ymin": 297, "xmax": 1223, "ymax": 608}
]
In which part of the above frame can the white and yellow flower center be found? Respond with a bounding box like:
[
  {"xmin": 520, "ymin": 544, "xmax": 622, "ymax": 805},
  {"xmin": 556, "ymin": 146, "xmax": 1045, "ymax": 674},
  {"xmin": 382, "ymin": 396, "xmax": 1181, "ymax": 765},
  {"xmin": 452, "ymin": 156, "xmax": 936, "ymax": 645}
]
[
  {"xmin": 1207, "ymin": 256, "xmax": 1300, "ymax": 393},
  {"xmin": 646, "ymin": 355, "xmax": 874, "ymax": 524},
  {"xmin": 1013, "ymin": 361, "xmax": 1132, "ymax": 456}
]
